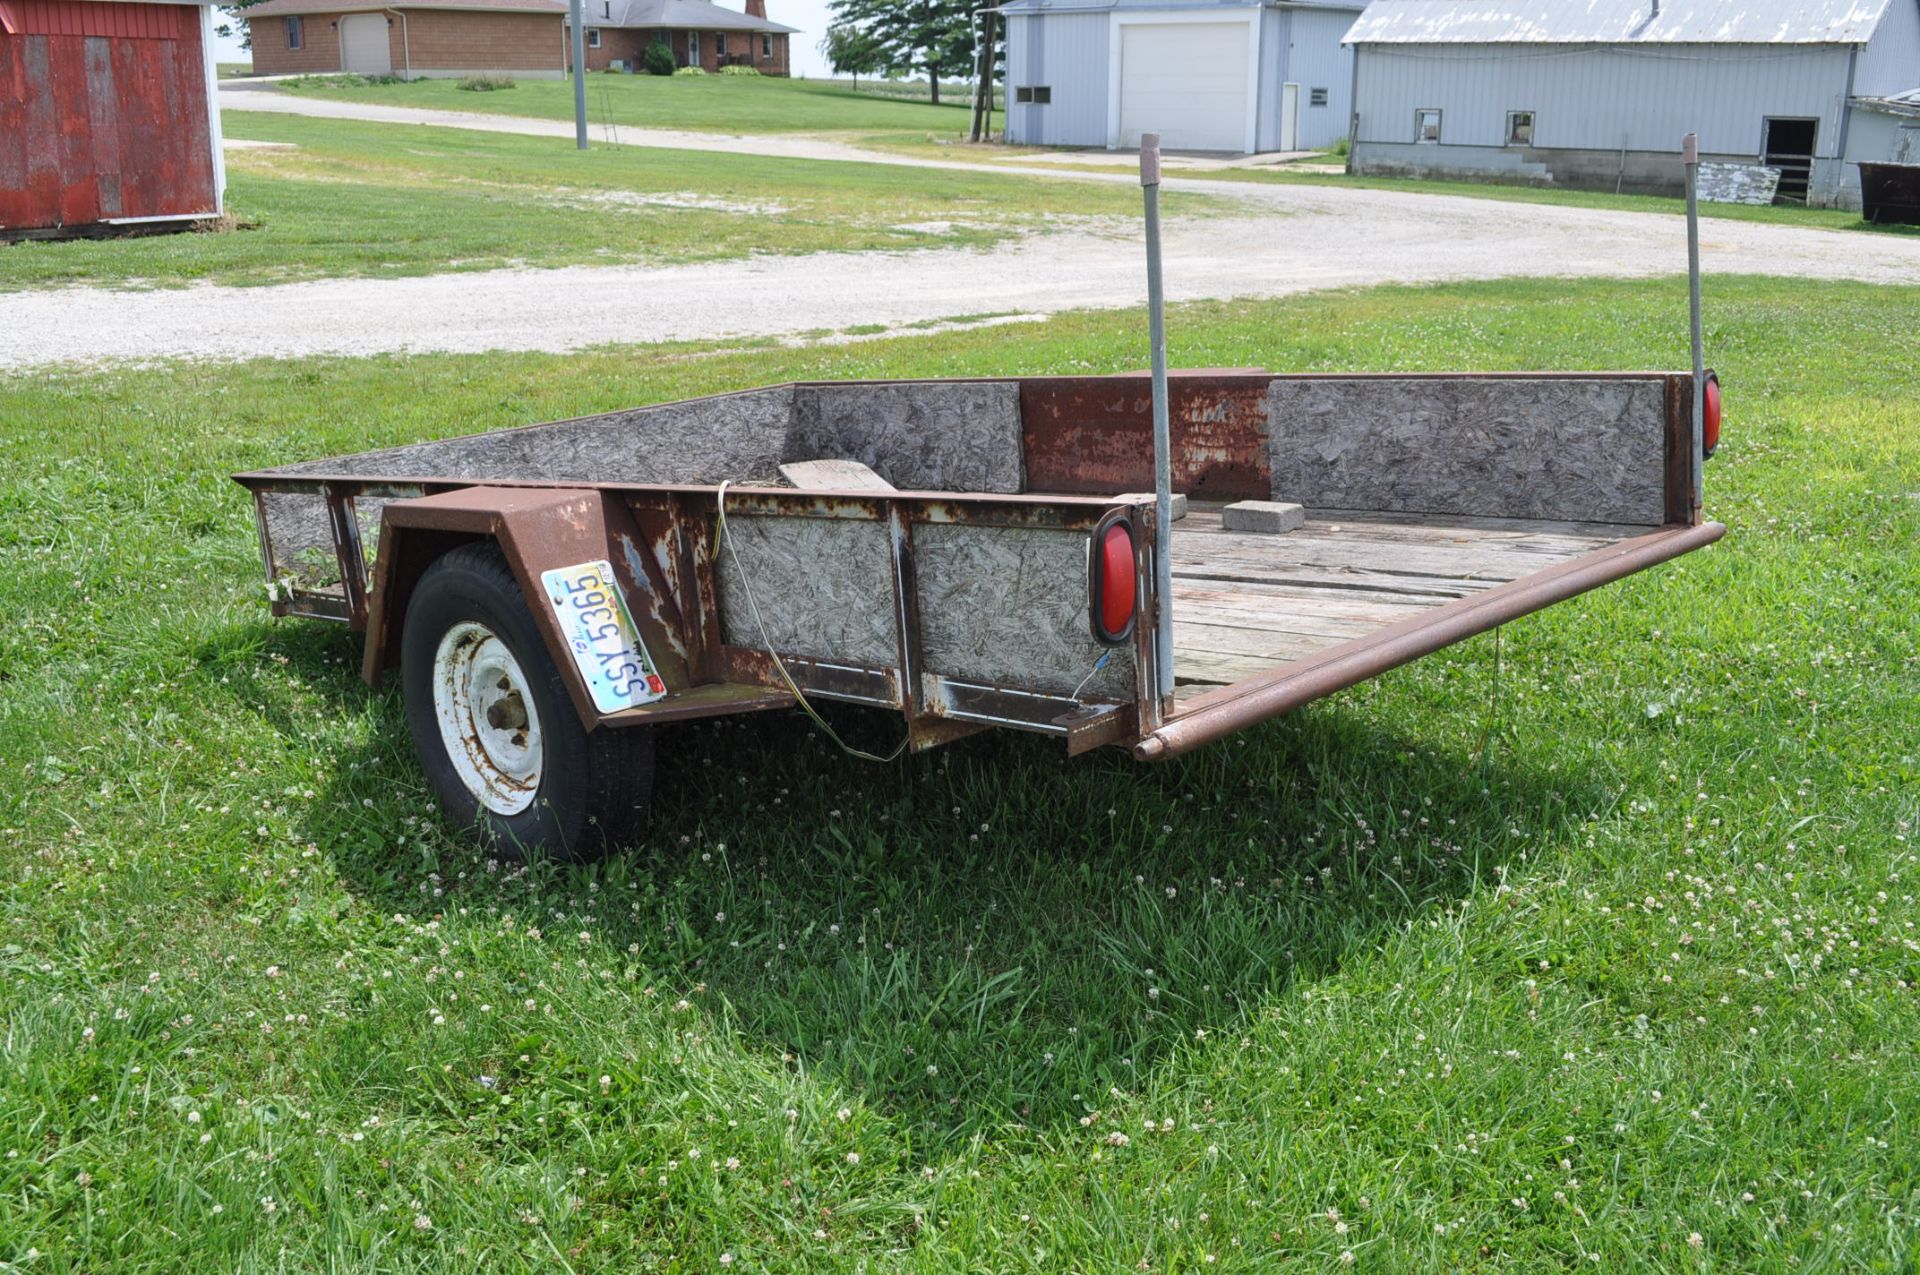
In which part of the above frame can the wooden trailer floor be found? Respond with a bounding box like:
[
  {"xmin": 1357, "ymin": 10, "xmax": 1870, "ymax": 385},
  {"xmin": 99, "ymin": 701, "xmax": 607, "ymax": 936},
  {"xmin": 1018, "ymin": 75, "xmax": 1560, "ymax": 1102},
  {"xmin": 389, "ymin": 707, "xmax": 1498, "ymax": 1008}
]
[{"xmin": 1167, "ymin": 506, "xmax": 1648, "ymax": 692}]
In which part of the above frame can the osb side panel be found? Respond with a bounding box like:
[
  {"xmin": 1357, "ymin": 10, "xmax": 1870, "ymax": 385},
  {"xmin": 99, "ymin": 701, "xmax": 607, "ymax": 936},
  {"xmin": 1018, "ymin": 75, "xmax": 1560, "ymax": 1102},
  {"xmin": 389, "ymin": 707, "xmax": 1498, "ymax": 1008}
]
[
  {"xmin": 271, "ymin": 389, "xmax": 794, "ymax": 485},
  {"xmin": 913, "ymin": 523, "xmax": 1133, "ymax": 699},
  {"xmin": 261, "ymin": 490, "xmax": 337, "ymax": 586},
  {"xmin": 1266, "ymin": 378, "xmax": 1668, "ymax": 525},
  {"xmin": 1021, "ymin": 376, "xmax": 1272, "ymax": 501},
  {"xmin": 714, "ymin": 515, "xmax": 897, "ymax": 667},
  {"xmin": 789, "ymin": 382, "xmax": 1024, "ymax": 494}
]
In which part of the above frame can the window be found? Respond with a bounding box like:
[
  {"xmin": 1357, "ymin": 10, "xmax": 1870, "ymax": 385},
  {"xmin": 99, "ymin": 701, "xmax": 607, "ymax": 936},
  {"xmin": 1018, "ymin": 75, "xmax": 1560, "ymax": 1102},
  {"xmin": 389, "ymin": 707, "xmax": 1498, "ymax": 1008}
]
[
  {"xmin": 1015, "ymin": 85, "xmax": 1051, "ymax": 104},
  {"xmin": 586, "ymin": 27, "xmax": 601, "ymax": 47},
  {"xmin": 1309, "ymin": 87, "xmax": 1328, "ymax": 108},
  {"xmin": 1414, "ymin": 107, "xmax": 1442, "ymax": 143},
  {"xmin": 285, "ymin": 15, "xmax": 302, "ymax": 48},
  {"xmin": 761, "ymin": 33, "xmax": 771, "ymax": 58},
  {"xmin": 1506, "ymin": 110, "xmax": 1534, "ymax": 146},
  {"xmin": 688, "ymin": 31, "xmax": 699, "ymax": 63}
]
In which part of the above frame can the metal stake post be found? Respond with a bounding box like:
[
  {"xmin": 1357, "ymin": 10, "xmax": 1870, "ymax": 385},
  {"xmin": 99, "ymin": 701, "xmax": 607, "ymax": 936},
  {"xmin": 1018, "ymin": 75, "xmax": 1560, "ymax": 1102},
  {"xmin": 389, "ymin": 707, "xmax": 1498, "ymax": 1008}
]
[
  {"xmin": 1140, "ymin": 133, "xmax": 1175, "ymax": 709},
  {"xmin": 569, "ymin": 0, "xmax": 589, "ymax": 150},
  {"xmin": 1683, "ymin": 132, "xmax": 1704, "ymax": 513}
]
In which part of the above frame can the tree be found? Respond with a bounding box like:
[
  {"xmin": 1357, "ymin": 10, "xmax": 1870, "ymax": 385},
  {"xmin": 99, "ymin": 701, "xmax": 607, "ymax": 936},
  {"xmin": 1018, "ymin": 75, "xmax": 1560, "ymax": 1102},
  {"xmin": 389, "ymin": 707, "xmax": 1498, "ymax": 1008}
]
[
  {"xmin": 818, "ymin": 25, "xmax": 885, "ymax": 90},
  {"xmin": 643, "ymin": 37, "xmax": 676, "ymax": 76},
  {"xmin": 825, "ymin": 0, "xmax": 974, "ymax": 105}
]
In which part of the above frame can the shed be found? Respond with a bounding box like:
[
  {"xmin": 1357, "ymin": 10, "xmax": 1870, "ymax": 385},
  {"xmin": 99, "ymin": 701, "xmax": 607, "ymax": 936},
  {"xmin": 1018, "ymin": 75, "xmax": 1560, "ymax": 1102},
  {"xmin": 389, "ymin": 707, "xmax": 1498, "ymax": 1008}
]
[
  {"xmin": 1341, "ymin": 0, "xmax": 1920, "ymax": 209},
  {"xmin": 1, "ymin": 0, "xmax": 225, "ymax": 238},
  {"xmin": 245, "ymin": 0, "xmax": 569, "ymax": 80},
  {"xmin": 1000, "ymin": 0, "xmax": 1365, "ymax": 155}
]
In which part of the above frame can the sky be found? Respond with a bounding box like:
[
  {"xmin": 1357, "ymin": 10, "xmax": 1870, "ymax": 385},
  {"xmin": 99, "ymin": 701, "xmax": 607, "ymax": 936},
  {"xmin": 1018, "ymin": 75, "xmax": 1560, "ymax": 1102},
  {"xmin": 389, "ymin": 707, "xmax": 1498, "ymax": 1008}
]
[{"xmin": 212, "ymin": 0, "xmax": 841, "ymax": 77}]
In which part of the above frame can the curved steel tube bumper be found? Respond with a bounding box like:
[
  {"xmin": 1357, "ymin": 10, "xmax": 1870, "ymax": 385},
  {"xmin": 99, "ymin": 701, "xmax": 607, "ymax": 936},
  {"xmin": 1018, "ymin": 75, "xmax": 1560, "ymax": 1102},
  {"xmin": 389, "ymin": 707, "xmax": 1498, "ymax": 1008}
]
[{"xmin": 1134, "ymin": 521, "xmax": 1726, "ymax": 762}]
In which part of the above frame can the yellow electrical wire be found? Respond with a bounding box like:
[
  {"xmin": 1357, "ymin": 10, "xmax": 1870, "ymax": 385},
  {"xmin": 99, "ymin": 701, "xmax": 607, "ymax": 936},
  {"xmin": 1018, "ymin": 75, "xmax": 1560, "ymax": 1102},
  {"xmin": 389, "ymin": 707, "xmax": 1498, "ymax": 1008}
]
[{"xmin": 715, "ymin": 481, "xmax": 909, "ymax": 764}]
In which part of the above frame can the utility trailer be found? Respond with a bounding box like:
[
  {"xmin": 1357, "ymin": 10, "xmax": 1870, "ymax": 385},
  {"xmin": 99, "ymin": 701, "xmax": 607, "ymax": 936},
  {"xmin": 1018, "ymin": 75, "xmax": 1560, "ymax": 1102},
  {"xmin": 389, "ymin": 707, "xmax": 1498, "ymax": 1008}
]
[
  {"xmin": 234, "ymin": 368, "xmax": 1725, "ymax": 856},
  {"xmin": 232, "ymin": 135, "xmax": 1726, "ymax": 859}
]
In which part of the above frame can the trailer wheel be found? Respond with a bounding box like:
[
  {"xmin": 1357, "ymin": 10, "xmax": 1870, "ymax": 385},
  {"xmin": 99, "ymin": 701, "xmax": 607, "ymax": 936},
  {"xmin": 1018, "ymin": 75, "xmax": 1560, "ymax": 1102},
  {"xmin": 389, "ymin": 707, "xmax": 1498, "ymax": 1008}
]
[{"xmin": 401, "ymin": 542, "xmax": 654, "ymax": 861}]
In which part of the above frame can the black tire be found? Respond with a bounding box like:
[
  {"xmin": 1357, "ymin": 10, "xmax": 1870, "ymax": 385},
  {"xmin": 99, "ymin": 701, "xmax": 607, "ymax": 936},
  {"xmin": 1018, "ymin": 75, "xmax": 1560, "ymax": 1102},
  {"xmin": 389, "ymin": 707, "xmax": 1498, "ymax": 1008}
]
[{"xmin": 400, "ymin": 542, "xmax": 655, "ymax": 861}]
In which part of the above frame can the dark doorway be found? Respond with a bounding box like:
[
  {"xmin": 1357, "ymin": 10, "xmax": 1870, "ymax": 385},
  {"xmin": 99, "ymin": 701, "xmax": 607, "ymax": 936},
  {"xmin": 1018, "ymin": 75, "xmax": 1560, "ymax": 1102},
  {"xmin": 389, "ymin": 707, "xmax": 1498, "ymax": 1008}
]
[{"xmin": 1762, "ymin": 117, "xmax": 1819, "ymax": 203}]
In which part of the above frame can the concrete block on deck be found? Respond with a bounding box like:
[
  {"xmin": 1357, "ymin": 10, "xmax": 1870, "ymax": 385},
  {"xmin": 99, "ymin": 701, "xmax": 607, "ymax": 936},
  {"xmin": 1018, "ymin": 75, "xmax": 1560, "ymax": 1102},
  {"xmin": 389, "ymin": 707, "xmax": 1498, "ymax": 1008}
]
[{"xmin": 1221, "ymin": 500, "xmax": 1305, "ymax": 533}]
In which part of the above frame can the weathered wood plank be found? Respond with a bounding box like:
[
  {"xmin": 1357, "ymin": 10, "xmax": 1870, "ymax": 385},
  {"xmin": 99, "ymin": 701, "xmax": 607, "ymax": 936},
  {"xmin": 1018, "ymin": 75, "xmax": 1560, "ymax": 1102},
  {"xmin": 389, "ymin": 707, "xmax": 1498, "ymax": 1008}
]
[{"xmin": 1172, "ymin": 620, "xmax": 1345, "ymax": 662}]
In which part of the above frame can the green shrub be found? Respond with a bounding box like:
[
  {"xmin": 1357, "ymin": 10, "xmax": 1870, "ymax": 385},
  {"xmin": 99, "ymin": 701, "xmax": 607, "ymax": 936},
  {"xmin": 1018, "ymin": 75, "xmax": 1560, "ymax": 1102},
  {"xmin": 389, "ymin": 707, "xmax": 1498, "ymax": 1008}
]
[
  {"xmin": 719, "ymin": 65, "xmax": 760, "ymax": 76},
  {"xmin": 284, "ymin": 73, "xmax": 402, "ymax": 89},
  {"xmin": 673, "ymin": 64, "xmax": 707, "ymax": 76},
  {"xmin": 1330, "ymin": 135, "xmax": 1351, "ymax": 158},
  {"xmin": 643, "ymin": 38, "xmax": 676, "ymax": 76},
  {"xmin": 456, "ymin": 75, "xmax": 515, "ymax": 91}
]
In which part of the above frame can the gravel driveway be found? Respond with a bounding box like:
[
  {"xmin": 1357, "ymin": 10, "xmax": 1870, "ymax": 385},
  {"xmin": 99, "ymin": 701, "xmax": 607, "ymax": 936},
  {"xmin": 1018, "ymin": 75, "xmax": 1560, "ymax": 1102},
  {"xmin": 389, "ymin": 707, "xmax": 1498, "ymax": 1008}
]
[{"xmin": 5, "ymin": 88, "xmax": 1918, "ymax": 370}]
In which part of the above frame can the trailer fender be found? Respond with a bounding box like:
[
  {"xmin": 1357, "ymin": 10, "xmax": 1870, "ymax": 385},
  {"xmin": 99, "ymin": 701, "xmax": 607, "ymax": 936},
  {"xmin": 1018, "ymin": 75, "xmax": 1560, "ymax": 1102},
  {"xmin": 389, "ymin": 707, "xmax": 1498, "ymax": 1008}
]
[{"xmin": 361, "ymin": 486, "xmax": 693, "ymax": 732}]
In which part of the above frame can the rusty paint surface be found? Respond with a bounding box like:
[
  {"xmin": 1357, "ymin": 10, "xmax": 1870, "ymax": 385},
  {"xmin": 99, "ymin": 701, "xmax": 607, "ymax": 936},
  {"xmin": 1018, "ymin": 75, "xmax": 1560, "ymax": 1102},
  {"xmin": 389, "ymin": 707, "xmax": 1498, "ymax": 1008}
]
[
  {"xmin": 0, "ymin": 1, "xmax": 217, "ymax": 234},
  {"xmin": 1021, "ymin": 375, "xmax": 1272, "ymax": 502},
  {"xmin": 1662, "ymin": 372, "xmax": 1698, "ymax": 526}
]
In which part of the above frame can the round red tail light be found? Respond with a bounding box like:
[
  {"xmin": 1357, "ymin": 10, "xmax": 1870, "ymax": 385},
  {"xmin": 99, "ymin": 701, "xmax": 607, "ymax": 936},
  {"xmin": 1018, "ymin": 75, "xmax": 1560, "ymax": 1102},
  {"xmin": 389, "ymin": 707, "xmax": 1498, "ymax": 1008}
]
[
  {"xmin": 1090, "ymin": 516, "xmax": 1137, "ymax": 645},
  {"xmin": 1702, "ymin": 370, "xmax": 1721, "ymax": 459}
]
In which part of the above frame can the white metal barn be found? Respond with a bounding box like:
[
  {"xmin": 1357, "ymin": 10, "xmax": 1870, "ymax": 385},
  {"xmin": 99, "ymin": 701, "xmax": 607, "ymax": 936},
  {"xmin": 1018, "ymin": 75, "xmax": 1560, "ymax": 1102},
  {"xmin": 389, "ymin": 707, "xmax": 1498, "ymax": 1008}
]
[
  {"xmin": 1341, "ymin": 0, "xmax": 1920, "ymax": 208},
  {"xmin": 999, "ymin": 0, "xmax": 1364, "ymax": 154}
]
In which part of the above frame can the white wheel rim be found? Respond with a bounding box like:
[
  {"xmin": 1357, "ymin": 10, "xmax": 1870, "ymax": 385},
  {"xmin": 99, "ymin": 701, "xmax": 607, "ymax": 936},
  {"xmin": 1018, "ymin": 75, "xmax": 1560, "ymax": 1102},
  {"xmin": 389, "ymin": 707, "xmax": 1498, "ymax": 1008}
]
[{"xmin": 432, "ymin": 621, "xmax": 544, "ymax": 817}]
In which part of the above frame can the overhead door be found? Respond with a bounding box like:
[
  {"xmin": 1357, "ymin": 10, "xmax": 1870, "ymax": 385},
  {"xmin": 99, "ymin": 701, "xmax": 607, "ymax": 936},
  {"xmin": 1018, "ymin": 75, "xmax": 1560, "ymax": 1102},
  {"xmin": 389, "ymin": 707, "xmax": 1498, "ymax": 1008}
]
[
  {"xmin": 340, "ymin": 13, "xmax": 392, "ymax": 75},
  {"xmin": 1116, "ymin": 22, "xmax": 1250, "ymax": 152}
]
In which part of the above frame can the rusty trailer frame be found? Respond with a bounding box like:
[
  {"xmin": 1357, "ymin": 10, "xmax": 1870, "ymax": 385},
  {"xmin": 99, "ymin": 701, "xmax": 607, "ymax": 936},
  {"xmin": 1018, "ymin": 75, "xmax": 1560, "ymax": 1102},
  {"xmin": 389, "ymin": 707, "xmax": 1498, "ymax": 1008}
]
[{"xmin": 235, "ymin": 369, "xmax": 1724, "ymax": 767}]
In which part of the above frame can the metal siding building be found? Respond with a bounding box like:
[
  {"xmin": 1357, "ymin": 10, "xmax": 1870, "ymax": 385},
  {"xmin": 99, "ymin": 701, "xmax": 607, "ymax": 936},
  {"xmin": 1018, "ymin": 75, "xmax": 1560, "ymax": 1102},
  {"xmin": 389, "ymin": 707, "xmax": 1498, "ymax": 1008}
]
[
  {"xmin": 1003, "ymin": 0, "xmax": 1364, "ymax": 153},
  {"xmin": 1343, "ymin": 0, "xmax": 1920, "ymax": 208},
  {"xmin": 0, "ymin": 0, "xmax": 226, "ymax": 238}
]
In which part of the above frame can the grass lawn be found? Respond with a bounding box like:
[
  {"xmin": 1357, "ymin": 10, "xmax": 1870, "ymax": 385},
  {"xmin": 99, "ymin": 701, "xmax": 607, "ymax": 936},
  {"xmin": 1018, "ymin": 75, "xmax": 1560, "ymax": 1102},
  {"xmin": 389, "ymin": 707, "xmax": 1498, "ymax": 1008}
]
[
  {"xmin": 279, "ymin": 72, "xmax": 982, "ymax": 138},
  {"xmin": 0, "ymin": 113, "xmax": 1178, "ymax": 292},
  {"xmin": 2, "ymin": 276, "xmax": 1917, "ymax": 1270}
]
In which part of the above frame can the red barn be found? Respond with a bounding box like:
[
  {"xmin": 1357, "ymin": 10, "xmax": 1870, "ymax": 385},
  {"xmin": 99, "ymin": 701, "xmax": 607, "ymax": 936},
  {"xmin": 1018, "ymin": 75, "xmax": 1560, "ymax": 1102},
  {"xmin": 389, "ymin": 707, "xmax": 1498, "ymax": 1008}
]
[{"xmin": 0, "ymin": 0, "xmax": 224, "ymax": 239}]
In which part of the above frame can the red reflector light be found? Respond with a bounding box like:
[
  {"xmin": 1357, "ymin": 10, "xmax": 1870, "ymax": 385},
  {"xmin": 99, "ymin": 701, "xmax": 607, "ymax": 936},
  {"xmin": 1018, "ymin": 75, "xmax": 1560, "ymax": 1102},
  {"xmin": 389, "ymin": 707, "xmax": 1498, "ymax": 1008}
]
[
  {"xmin": 1702, "ymin": 371, "xmax": 1721, "ymax": 459},
  {"xmin": 1090, "ymin": 518, "xmax": 1136, "ymax": 645}
]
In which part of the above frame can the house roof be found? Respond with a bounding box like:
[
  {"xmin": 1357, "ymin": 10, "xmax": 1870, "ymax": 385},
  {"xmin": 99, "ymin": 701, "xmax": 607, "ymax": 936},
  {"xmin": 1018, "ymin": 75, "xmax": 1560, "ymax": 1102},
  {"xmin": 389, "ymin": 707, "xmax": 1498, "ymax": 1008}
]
[
  {"xmin": 585, "ymin": 0, "xmax": 795, "ymax": 32},
  {"xmin": 1343, "ymin": 0, "xmax": 1892, "ymax": 45},
  {"xmin": 242, "ymin": 0, "xmax": 564, "ymax": 16}
]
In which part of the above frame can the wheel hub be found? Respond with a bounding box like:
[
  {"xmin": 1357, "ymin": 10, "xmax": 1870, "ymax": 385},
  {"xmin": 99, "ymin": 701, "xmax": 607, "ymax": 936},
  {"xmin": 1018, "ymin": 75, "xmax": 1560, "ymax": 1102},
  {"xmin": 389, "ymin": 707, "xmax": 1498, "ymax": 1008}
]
[{"xmin": 432, "ymin": 621, "xmax": 544, "ymax": 816}]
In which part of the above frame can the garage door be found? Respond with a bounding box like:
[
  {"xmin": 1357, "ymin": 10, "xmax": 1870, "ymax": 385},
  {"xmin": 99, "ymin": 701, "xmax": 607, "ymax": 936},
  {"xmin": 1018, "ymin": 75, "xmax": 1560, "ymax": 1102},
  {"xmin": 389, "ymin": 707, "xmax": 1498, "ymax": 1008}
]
[
  {"xmin": 1116, "ymin": 22, "xmax": 1250, "ymax": 152},
  {"xmin": 340, "ymin": 13, "xmax": 392, "ymax": 75}
]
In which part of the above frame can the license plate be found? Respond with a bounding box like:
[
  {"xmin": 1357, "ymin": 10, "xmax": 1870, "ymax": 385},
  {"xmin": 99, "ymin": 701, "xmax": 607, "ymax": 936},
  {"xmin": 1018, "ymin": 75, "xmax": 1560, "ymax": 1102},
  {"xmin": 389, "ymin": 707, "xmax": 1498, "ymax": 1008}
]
[{"xmin": 539, "ymin": 560, "xmax": 667, "ymax": 714}]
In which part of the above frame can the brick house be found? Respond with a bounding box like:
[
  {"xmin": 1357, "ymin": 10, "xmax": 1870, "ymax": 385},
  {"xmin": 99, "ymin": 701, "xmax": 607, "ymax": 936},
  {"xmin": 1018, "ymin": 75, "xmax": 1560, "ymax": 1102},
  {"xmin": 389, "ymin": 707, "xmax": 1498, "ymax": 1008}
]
[
  {"xmin": 245, "ymin": 0, "xmax": 568, "ymax": 79},
  {"xmin": 568, "ymin": 0, "xmax": 794, "ymax": 76}
]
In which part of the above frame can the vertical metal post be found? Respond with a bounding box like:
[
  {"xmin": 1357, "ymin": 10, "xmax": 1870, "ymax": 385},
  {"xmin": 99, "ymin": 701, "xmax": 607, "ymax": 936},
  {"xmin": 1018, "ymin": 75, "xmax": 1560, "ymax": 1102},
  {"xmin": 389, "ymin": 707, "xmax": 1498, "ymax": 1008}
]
[
  {"xmin": 1140, "ymin": 133, "xmax": 1175, "ymax": 709},
  {"xmin": 1683, "ymin": 131, "xmax": 1704, "ymax": 513},
  {"xmin": 569, "ymin": 0, "xmax": 588, "ymax": 150}
]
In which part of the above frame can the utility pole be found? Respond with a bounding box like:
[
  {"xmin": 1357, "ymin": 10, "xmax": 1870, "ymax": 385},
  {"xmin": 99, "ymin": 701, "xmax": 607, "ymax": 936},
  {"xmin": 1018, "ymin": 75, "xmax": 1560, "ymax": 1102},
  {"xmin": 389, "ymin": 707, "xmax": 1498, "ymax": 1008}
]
[
  {"xmin": 569, "ymin": 0, "xmax": 588, "ymax": 149},
  {"xmin": 969, "ymin": 10, "xmax": 997, "ymax": 143}
]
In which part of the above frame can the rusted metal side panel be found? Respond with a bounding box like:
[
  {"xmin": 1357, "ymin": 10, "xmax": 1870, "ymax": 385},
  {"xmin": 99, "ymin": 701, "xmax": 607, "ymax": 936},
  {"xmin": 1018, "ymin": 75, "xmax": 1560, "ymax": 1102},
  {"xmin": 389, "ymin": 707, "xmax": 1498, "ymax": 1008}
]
[
  {"xmin": 1021, "ymin": 374, "xmax": 1273, "ymax": 501},
  {"xmin": 1663, "ymin": 373, "xmax": 1699, "ymax": 527}
]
